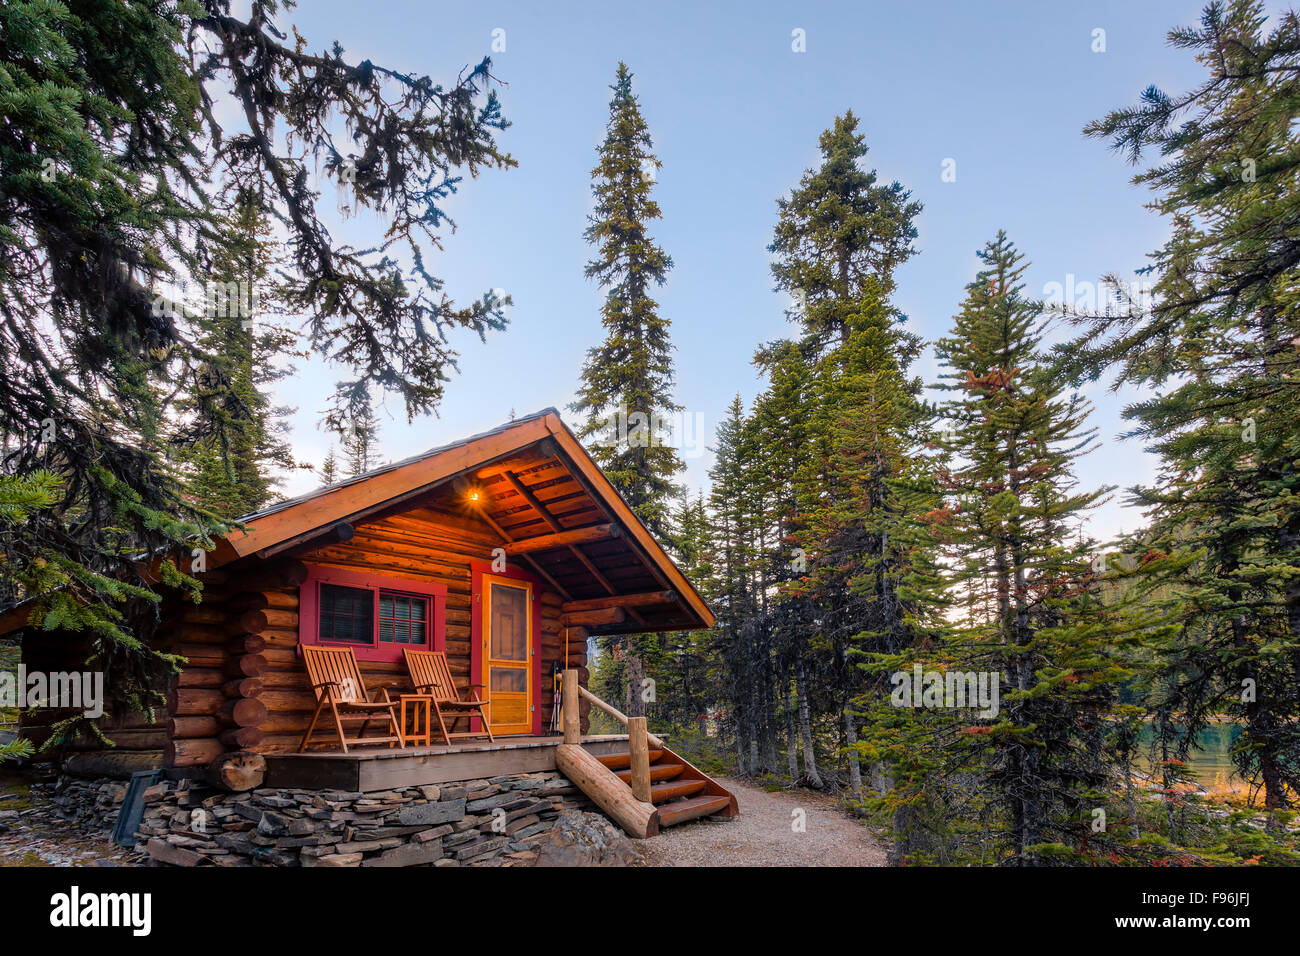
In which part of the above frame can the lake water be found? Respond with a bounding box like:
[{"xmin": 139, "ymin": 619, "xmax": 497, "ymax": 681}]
[{"xmin": 1136, "ymin": 722, "xmax": 1244, "ymax": 790}]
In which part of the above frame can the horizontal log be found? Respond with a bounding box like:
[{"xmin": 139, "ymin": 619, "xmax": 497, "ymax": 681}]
[
  {"xmin": 173, "ymin": 643, "xmax": 225, "ymax": 667},
  {"xmin": 219, "ymin": 697, "xmax": 268, "ymax": 728},
  {"xmin": 166, "ymin": 625, "xmax": 231, "ymax": 645},
  {"xmin": 236, "ymin": 608, "xmax": 299, "ymax": 634},
  {"xmin": 169, "ymin": 716, "xmax": 222, "ymax": 739},
  {"xmin": 505, "ymin": 524, "xmax": 617, "ymax": 555},
  {"xmin": 560, "ymin": 591, "xmax": 675, "ymax": 614},
  {"xmin": 177, "ymin": 667, "xmax": 224, "ymax": 689},
  {"xmin": 173, "ymin": 688, "xmax": 225, "ymax": 716},
  {"xmin": 256, "ymin": 711, "xmax": 316, "ymax": 734},
  {"xmin": 176, "ymin": 607, "xmax": 227, "ymax": 625},
  {"xmin": 231, "ymin": 590, "xmax": 299, "ymax": 611},
  {"xmin": 165, "ymin": 737, "xmax": 225, "ymax": 768},
  {"xmin": 230, "ymin": 560, "xmax": 309, "ymax": 593},
  {"xmin": 258, "ymin": 732, "xmax": 309, "ymax": 753},
  {"xmin": 92, "ymin": 728, "xmax": 168, "ymax": 750},
  {"xmin": 560, "ymin": 607, "xmax": 626, "ymax": 629},
  {"xmin": 63, "ymin": 750, "xmax": 164, "ymax": 779},
  {"xmin": 218, "ymin": 728, "xmax": 266, "ymax": 751}
]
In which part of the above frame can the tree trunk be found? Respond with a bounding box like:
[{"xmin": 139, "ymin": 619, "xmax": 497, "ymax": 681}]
[
  {"xmin": 842, "ymin": 707, "xmax": 862, "ymax": 798},
  {"xmin": 780, "ymin": 671, "xmax": 799, "ymax": 780},
  {"xmin": 795, "ymin": 647, "xmax": 822, "ymax": 788},
  {"xmin": 625, "ymin": 653, "xmax": 645, "ymax": 720}
]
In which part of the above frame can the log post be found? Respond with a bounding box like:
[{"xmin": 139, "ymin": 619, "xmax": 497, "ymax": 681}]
[
  {"xmin": 628, "ymin": 716, "xmax": 651, "ymax": 803},
  {"xmin": 555, "ymin": 744, "xmax": 658, "ymax": 839},
  {"xmin": 562, "ymin": 669, "xmax": 580, "ymax": 745}
]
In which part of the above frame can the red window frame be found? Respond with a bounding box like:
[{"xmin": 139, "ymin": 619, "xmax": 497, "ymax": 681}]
[{"xmin": 299, "ymin": 565, "xmax": 446, "ymax": 663}]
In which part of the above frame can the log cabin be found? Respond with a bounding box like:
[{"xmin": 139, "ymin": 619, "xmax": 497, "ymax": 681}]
[{"xmin": 8, "ymin": 409, "xmax": 737, "ymax": 838}]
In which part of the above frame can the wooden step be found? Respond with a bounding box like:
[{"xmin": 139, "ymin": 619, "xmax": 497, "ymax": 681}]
[
  {"xmin": 596, "ymin": 749, "xmax": 664, "ymax": 770},
  {"xmin": 615, "ymin": 762, "xmax": 683, "ymax": 784},
  {"xmin": 657, "ymin": 795, "xmax": 734, "ymax": 828},
  {"xmin": 649, "ymin": 778, "xmax": 707, "ymax": 804}
]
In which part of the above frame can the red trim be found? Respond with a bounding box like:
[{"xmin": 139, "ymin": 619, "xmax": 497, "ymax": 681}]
[
  {"xmin": 299, "ymin": 565, "xmax": 446, "ymax": 663},
  {"xmin": 471, "ymin": 560, "xmax": 544, "ymax": 735}
]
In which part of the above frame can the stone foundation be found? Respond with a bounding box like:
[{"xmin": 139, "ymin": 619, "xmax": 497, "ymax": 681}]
[{"xmin": 40, "ymin": 769, "xmax": 639, "ymax": 866}]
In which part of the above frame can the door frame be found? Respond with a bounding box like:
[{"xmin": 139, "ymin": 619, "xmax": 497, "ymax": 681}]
[{"xmin": 470, "ymin": 561, "xmax": 543, "ymax": 736}]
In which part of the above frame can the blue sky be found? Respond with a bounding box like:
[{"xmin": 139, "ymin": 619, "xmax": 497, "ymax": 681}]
[{"xmin": 267, "ymin": 0, "xmax": 1219, "ymax": 543}]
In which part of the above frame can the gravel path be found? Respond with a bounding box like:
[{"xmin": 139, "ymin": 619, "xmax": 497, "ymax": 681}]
[{"xmin": 639, "ymin": 777, "xmax": 888, "ymax": 867}]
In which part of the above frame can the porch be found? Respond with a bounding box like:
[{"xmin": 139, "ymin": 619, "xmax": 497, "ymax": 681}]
[{"xmin": 265, "ymin": 733, "xmax": 633, "ymax": 792}]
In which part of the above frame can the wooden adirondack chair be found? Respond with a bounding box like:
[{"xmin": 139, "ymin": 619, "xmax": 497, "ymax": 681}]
[
  {"xmin": 299, "ymin": 645, "xmax": 405, "ymax": 753},
  {"xmin": 402, "ymin": 649, "xmax": 495, "ymax": 745}
]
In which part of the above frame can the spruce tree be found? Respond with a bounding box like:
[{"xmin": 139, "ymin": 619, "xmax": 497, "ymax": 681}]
[
  {"xmin": 760, "ymin": 113, "xmax": 927, "ymax": 794},
  {"xmin": 911, "ymin": 232, "xmax": 1140, "ymax": 863},
  {"xmin": 1071, "ymin": 0, "xmax": 1300, "ymax": 816},
  {"xmin": 175, "ymin": 196, "xmax": 301, "ymax": 517},
  {"xmin": 319, "ymin": 448, "xmax": 341, "ymax": 486},
  {"xmin": 340, "ymin": 387, "xmax": 382, "ymax": 478},
  {"xmin": 572, "ymin": 63, "xmax": 682, "ymax": 538},
  {"xmin": 0, "ymin": 0, "xmax": 515, "ymax": 710},
  {"xmin": 571, "ymin": 63, "xmax": 684, "ymax": 718}
]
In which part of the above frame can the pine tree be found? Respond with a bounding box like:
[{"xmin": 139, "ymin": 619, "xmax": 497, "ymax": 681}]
[
  {"xmin": 769, "ymin": 111, "xmax": 921, "ymax": 349},
  {"xmin": 572, "ymin": 62, "xmax": 683, "ymax": 538},
  {"xmin": 175, "ymin": 195, "xmax": 301, "ymax": 517},
  {"xmin": 759, "ymin": 113, "xmax": 928, "ymax": 794},
  {"xmin": 0, "ymin": 1, "xmax": 515, "ymax": 709},
  {"xmin": 340, "ymin": 388, "xmax": 382, "ymax": 478},
  {"xmin": 1071, "ymin": 0, "xmax": 1300, "ymax": 816},
  {"xmin": 571, "ymin": 63, "xmax": 684, "ymax": 718},
  {"xmin": 319, "ymin": 448, "xmax": 341, "ymax": 486},
  {"xmin": 707, "ymin": 395, "xmax": 763, "ymax": 772},
  {"xmin": 909, "ymin": 231, "xmax": 1139, "ymax": 863}
]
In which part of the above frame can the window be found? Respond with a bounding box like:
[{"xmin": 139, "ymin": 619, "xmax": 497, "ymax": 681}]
[
  {"xmin": 300, "ymin": 567, "xmax": 446, "ymax": 663},
  {"xmin": 320, "ymin": 584, "xmax": 374, "ymax": 644}
]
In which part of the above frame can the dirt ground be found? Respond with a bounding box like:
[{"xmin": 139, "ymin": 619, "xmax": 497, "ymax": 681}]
[{"xmin": 639, "ymin": 776, "xmax": 888, "ymax": 867}]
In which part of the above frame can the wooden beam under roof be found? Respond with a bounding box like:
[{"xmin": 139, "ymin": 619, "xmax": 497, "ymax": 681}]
[
  {"xmin": 503, "ymin": 523, "xmax": 619, "ymax": 555},
  {"xmin": 503, "ymin": 468, "xmax": 648, "ymax": 627},
  {"xmin": 561, "ymin": 590, "xmax": 676, "ymax": 614}
]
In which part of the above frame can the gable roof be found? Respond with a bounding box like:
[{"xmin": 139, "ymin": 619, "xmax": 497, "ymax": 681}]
[
  {"xmin": 1, "ymin": 410, "xmax": 715, "ymax": 636},
  {"xmin": 212, "ymin": 408, "xmax": 714, "ymax": 632}
]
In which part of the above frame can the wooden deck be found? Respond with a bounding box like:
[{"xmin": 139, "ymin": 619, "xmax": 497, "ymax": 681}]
[{"xmin": 264, "ymin": 734, "xmax": 632, "ymax": 792}]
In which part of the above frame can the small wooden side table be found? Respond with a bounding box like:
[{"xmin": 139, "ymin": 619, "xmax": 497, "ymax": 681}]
[{"xmin": 399, "ymin": 694, "xmax": 433, "ymax": 747}]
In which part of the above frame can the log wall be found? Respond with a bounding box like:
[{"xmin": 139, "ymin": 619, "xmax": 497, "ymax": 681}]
[
  {"xmin": 210, "ymin": 506, "xmax": 591, "ymax": 755},
  {"xmin": 18, "ymin": 506, "xmax": 595, "ymax": 767}
]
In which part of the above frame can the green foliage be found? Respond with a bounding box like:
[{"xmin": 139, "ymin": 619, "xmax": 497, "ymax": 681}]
[
  {"xmin": 0, "ymin": 0, "xmax": 515, "ymax": 703},
  {"xmin": 1067, "ymin": 0, "xmax": 1300, "ymax": 816},
  {"xmin": 572, "ymin": 63, "xmax": 682, "ymax": 539}
]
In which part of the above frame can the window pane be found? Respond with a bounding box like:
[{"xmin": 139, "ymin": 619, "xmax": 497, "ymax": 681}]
[
  {"xmin": 490, "ymin": 667, "xmax": 527, "ymax": 693},
  {"xmin": 319, "ymin": 584, "xmax": 373, "ymax": 644},
  {"xmin": 378, "ymin": 591, "xmax": 428, "ymax": 645}
]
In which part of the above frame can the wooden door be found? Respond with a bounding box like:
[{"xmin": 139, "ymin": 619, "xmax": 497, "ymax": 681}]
[{"xmin": 483, "ymin": 576, "xmax": 532, "ymax": 734}]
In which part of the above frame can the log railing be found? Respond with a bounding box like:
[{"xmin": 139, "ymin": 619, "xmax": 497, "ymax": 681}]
[{"xmin": 557, "ymin": 669, "xmax": 659, "ymax": 835}]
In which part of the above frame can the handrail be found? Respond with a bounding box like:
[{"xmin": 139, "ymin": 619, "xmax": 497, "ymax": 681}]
[
  {"xmin": 561, "ymin": 669, "xmax": 657, "ymax": 805},
  {"xmin": 577, "ymin": 685, "xmax": 665, "ymax": 749}
]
